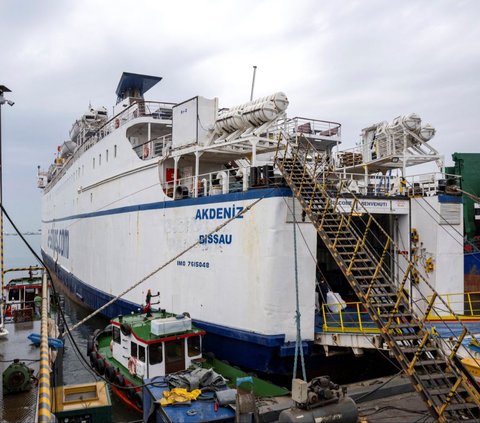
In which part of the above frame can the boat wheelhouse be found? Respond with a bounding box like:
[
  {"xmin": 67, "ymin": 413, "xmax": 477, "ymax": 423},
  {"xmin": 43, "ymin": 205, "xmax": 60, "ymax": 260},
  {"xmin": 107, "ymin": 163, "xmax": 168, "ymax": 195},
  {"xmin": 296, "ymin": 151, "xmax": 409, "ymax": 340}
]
[
  {"xmin": 4, "ymin": 266, "xmax": 46, "ymax": 321},
  {"xmin": 89, "ymin": 310, "xmax": 204, "ymax": 412}
]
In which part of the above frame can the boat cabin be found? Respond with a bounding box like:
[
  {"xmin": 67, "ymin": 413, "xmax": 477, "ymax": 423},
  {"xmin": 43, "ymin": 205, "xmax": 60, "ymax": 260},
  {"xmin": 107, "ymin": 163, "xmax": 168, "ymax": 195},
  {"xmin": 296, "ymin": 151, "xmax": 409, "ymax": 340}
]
[
  {"xmin": 4, "ymin": 267, "xmax": 45, "ymax": 320},
  {"xmin": 110, "ymin": 311, "xmax": 204, "ymax": 380}
]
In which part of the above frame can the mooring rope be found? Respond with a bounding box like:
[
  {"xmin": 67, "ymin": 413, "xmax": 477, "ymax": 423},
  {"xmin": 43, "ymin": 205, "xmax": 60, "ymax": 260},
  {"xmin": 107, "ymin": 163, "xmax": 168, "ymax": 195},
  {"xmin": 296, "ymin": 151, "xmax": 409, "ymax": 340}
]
[
  {"xmin": 69, "ymin": 194, "xmax": 269, "ymax": 332},
  {"xmin": 292, "ymin": 197, "xmax": 307, "ymax": 381}
]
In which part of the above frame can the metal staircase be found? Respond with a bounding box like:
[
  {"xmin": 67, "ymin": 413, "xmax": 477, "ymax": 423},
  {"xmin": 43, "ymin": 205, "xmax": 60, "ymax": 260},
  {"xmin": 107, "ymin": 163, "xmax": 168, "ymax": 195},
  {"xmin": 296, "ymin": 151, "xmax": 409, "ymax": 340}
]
[{"xmin": 275, "ymin": 135, "xmax": 480, "ymax": 422}]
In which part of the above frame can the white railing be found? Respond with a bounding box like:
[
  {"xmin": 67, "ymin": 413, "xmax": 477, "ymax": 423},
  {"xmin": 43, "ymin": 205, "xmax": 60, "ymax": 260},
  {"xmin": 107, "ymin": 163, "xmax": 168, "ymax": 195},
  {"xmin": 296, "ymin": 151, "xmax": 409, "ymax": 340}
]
[
  {"xmin": 164, "ymin": 164, "xmax": 283, "ymax": 200},
  {"xmin": 45, "ymin": 101, "xmax": 175, "ymax": 191},
  {"xmin": 105, "ymin": 101, "xmax": 174, "ymax": 135},
  {"xmin": 286, "ymin": 117, "xmax": 341, "ymax": 141},
  {"xmin": 132, "ymin": 134, "xmax": 172, "ymax": 160},
  {"xmin": 316, "ymin": 170, "xmax": 459, "ymax": 198}
]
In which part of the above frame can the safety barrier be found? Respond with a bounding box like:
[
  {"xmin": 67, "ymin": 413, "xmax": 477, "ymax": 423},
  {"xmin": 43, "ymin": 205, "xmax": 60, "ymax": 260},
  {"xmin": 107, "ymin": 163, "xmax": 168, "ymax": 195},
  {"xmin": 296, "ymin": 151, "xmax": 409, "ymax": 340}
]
[
  {"xmin": 321, "ymin": 301, "xmax": 381, "ymax": 334},
  {"xmin": 427, "ymin": 291, "xmax": 480, "ymax": 320},
  {"xmin": 36, "ymin": 271, "xmax": 55, "ymax": 422}
]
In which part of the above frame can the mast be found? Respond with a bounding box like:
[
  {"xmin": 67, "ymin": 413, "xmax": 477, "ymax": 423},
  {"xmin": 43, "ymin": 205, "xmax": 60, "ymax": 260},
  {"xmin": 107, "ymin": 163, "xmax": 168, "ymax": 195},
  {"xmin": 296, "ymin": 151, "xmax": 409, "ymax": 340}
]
[
  {"xmin": 250, "ymin": 65, "xmax": 257, "ymax": 101},
  {"xmin": 0, "ymin": 85, "xmax": 13, "ymax": 337}
]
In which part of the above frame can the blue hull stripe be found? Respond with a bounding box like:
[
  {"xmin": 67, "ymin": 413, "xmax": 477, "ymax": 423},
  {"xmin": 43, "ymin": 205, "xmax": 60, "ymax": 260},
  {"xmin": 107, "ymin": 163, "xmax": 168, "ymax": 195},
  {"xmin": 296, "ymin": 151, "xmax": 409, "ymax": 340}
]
[
  {"xmin": 194, "ymin": 319, "xmax": 285, "ymax": 347},
  {"xmin": 43, "ymin": 187, "xmax": 292, "ymax": 223},
  {"xmin": 41, "ymin": 250, "xmax": 289, "ymax": 348}
]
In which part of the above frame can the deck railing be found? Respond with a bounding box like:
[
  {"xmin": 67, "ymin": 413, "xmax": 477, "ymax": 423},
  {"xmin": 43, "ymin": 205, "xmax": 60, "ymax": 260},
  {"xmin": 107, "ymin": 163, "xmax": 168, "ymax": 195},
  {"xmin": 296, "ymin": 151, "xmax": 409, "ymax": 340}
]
[
  {"xmin": 166, "ymin": 164, "xmax": 284, "ymax": 200},
  {"xmin": 427, "ymin": 291, "xmax": 480, "ymax": 320},
  {"xmin": 323, "ymin": 292, "xmax": 480, "ymax": 334},
  {"xmin": 321, "ymin": 301, "xmax": 381, "ymax": 334},
  {"xmin": 45, "ymin": 100, "xmax": 175, "ymax": 191}
]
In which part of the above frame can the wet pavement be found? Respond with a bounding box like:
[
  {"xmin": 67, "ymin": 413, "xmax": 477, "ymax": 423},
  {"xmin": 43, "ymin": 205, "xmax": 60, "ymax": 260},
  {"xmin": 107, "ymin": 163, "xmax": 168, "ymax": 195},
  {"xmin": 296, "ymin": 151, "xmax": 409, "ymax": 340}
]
[
  {"xmin": 0, "ymin": 320, "xmax": 41, "ymax": 423},
  {"xmin": 357, "ymin": 391, "xmax": 433, "ymax": 422}
]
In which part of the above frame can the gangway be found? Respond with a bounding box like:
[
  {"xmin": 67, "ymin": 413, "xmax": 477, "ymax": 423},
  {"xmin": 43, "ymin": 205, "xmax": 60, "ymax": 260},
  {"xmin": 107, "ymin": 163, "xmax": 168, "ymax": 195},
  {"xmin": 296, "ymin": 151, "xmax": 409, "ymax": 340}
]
[{"xmin": 275, "ymin": 134, "xmax": 480, "ymax": 422}]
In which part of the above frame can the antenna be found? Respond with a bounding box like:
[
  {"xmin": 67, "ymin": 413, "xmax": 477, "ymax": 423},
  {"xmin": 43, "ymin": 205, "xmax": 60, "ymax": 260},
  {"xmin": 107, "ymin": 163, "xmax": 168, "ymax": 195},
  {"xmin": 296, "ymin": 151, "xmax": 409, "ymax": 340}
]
[{"xmin": 250, "ymin": 66, "xmax": 257, "ymax": 101}]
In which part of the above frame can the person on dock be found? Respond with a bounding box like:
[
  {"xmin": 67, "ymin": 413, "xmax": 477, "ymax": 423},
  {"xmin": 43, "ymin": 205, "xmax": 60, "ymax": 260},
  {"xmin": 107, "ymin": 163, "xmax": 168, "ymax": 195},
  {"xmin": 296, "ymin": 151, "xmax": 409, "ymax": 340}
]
[{"xmin": 34, "ymin": 293, "xmax": 42, "ymax": 317}]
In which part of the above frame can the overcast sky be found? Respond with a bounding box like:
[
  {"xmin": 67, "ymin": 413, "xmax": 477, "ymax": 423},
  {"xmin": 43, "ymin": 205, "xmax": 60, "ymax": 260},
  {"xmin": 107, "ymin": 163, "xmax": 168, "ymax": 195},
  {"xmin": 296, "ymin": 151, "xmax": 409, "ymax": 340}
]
[{"xmin": 0, "ymin": 0, "xmax": 479, "ymax": 231}]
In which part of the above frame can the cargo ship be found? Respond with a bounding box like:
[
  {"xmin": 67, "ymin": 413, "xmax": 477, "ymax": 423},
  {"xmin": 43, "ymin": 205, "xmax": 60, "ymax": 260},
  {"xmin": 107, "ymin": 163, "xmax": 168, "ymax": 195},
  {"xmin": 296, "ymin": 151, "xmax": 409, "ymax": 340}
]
[{"xmin": 39, "ymin": 72, "xmax": 470, "ymax": 376}]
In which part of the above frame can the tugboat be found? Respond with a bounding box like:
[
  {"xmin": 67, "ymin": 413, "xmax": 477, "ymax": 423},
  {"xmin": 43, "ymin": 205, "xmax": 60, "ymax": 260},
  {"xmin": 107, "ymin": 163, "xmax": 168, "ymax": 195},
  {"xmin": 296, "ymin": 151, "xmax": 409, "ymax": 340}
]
[
  {"xmin": 3, "ymin": 266, "xmax": 45, "ymax": 321},
  {"xmin": 87, "ymin": 305, "xmax": 289, "ymax": 417}
]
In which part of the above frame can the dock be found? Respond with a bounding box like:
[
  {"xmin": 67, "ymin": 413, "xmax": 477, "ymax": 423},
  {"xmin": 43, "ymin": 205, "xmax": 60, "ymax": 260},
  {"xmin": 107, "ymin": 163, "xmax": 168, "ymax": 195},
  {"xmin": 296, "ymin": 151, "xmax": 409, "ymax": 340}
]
[
  {"xmin": 347, "ymin": 374, "xmax": 433, "ymax": 422},
  {"xmin": 0, "ymin": 319, "xmax": 41, "ymax": 422},
  {"xmin": 0, "ymin": 269, "xmax": 59, "ymax": 422}
]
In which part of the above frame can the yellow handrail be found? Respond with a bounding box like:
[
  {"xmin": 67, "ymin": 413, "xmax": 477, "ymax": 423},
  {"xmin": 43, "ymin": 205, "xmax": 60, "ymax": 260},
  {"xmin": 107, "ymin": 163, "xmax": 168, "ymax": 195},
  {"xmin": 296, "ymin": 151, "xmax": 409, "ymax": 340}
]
[
  {"xmin": 321, "ymin": 301, "xmax": 381, "ymax": 334},
  {"xmin": 426, "ymin": 291, "xmax": 480, "ymax": 319}
]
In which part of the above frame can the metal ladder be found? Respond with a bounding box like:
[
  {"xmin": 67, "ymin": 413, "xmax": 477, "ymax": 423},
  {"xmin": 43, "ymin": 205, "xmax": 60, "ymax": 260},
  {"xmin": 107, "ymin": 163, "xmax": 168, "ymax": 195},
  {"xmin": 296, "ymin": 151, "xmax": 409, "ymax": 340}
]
[{"xmin": 275, "ymin": 135, "xmax": 480, "ymax": 422}]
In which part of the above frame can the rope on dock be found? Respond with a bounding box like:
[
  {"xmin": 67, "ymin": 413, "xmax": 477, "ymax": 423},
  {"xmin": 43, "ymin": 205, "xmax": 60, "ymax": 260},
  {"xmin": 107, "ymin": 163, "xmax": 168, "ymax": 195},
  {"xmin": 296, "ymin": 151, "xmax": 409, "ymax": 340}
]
[{"xmin": 37, "ymin": 270, "xmax": 55, "ymax": 423}]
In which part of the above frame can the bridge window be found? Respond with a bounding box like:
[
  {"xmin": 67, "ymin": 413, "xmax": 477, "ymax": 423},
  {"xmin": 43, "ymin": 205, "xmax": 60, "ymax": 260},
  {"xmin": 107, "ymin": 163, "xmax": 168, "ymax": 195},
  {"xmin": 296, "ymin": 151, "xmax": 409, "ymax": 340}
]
[
  {"xmin": 114, "ymin": 145, "xmax": 118, "ymax": 158},
  {"xmin": 113, "ymin": 326, "xmax": 120, "ymax": 344},
  {"xmin": 149, "ymin": 344, "xmax": 163, "ymax": 365},
  {"xmin": 131, "ymin": 341, "xmax": 137, "ymax": 358},
  {"xmin": 188, "ymin": 335, "xmax": 201, "ymax": 357},
  {"xmin": 138, "ymin": 345, "xmax": 146, "ymax": 363},
  {"xmin": 8, "ymin": 288, "xmax": 19, "ymax": 301}
]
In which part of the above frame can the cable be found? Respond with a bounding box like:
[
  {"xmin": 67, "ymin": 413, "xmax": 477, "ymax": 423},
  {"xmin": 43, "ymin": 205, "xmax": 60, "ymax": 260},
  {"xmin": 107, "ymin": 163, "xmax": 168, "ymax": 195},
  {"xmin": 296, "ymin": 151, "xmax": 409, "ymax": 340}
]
[
  {"xmin": 405, "ymin": 180, "xmax": 480, "ymax": 267},
  {"xmin": 4, "ymin": 181, "xmax": 273, "ymax": 391},
  {"xmin": 68, "ymin": 191, "xmax": 269, "ymax": 332},
  {"xmin": 354, "ymin": 370, "xmax": 403, "ymax": 402},
  {"xmin": 279, "ymin": 143, "xmax": 480, "ymax": 420},
  {"xmin": 292, "ymin": 196, "xmax": 307, "ymax": 381},
  {"xmin": 280, "ymin": 196, "xmax": 403, "ymax": 371},
  {"xmin": 282, "ymin": 197, "xmax": 404, "ymax": 373},
  {"xmin": 0, "ymin": 203, "xmax": 103, "ymax": 383},
  {"xmin": 359, "ymin": 405, "xmax": 429, "ymax": 417}
]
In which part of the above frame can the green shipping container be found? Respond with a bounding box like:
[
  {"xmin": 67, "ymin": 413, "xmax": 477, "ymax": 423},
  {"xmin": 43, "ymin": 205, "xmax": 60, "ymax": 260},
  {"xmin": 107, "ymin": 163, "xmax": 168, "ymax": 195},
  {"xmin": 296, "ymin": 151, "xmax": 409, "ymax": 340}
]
[{"xmin": 446, "ymin": 153, "xmax": 480, "ymax": 240}]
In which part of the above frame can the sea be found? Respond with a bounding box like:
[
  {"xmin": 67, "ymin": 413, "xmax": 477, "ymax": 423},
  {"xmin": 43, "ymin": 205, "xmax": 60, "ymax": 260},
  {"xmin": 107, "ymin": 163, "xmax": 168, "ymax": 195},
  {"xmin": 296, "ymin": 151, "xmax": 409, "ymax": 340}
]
[{"xmin": 4, "ymin": 234, "xmax": 140, "ymax": 422}]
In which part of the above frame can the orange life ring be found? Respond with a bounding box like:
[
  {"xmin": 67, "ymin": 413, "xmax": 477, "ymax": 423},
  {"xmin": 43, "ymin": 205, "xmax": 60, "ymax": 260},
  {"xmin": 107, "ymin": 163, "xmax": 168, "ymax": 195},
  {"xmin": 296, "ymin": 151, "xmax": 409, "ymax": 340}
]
[
  {"xmin": 5, "ymin": 304, "xmax": 12, "ymax": 317},
  {"xmin": 114, "ymin": 118, "xmax": 120, "ymax": 129},
  {"xmin": 128, "ymin": 356, "xmax": 137, "ymax": 375},
  {"xmin": 143, "ymin": 144, "xmax": 150, "ymax": 159}
]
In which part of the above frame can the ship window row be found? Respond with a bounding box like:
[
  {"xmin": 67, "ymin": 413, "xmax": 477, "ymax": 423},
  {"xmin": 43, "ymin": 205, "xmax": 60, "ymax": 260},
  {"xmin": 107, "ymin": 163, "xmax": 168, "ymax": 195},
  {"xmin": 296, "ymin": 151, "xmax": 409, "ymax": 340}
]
[
  {"xmin": 92, "ymin": 145, "xmax": 118, "ymax": 170},
  {"xmin": 75, "ymin": 166, "xmax": 85, "ymax": 179},
  {"xmin": 111, "ymin": 328, "xmax": 201, "ymax": 367}
]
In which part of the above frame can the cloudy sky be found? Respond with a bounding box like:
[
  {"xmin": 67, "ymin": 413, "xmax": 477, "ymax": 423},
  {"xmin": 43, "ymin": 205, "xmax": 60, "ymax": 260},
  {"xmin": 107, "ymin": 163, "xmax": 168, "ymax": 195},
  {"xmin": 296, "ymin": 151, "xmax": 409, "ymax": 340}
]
[{"xmin": 0, "ymin": 0, "xmax": 479, "ymax": 231}]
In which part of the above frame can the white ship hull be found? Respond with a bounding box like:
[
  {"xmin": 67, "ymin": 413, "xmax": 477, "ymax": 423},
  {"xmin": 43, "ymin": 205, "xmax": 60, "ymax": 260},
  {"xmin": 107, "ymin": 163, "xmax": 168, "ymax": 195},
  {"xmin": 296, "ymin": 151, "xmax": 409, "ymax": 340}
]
[
  {"xmin": 41, "ymin": 109, "xmax": 318, "ymax": 372},
  {"xmin": 42, "ymin": 73, "xmax": 461, "ymax": 374}
]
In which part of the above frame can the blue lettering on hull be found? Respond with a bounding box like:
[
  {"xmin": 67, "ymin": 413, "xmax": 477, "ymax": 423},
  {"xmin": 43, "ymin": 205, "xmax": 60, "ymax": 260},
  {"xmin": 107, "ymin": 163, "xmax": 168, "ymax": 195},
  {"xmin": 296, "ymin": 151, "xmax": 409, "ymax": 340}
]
[
  {"xmin": 195, "ymin": 205, "xmax": 244, "ymax": 220},
  {"xmin": 47, "ymin": 229, "xmax": 70, "ymax": 258},
  {"xmin": 199, "ymin": 234, "xmax": 233, "ymax": 245}
]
